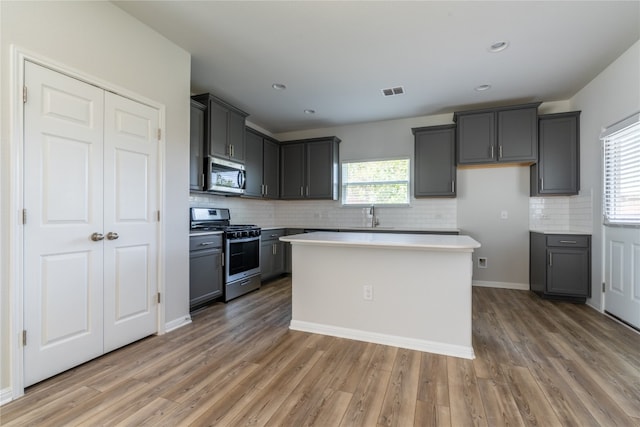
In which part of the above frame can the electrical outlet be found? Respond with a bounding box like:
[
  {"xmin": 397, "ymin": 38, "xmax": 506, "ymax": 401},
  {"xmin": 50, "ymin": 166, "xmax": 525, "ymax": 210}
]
[
  {"xmin": 363, "ymin": 285, "xmax": 373, "ymax": 301},
  {"xmin": 478, "ymin": 257, "xmax": 488, "ymax": 268}
]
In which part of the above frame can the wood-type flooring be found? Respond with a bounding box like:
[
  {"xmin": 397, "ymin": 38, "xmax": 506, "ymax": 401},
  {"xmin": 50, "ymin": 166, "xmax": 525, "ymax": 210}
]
[{"xmin": 2, "ymin": 277, "xmax": 639, "ymax": 426}]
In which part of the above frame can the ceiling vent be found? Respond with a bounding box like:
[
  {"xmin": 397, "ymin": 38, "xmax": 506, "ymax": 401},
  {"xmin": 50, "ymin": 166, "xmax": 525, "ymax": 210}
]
[{"xmin": 381, "ymin": 86, "xmax": 405, "ymax": 97}]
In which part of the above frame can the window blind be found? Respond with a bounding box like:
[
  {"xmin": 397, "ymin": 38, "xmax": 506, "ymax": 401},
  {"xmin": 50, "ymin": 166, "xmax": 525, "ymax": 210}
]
[{"xmin": 602, "ymin": 113, "xmax": 640, "ymax": 225}]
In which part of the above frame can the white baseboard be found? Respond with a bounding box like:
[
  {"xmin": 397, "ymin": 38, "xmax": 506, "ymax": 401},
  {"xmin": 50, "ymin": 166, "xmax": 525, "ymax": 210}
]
[
  {"xmin": 472, "ymin": 280, "xmax": 529, "ymax": 291},
  {"xmin": 165, "ymin": 315, "xmax": 192, "ymax": 333},
  {"xmin": 290, "ymin": 320, "xmax": 475, "ymax": 360},
  {"xmin": 1, "ymin": 387, "xmax": 14, "ymax": 406}
]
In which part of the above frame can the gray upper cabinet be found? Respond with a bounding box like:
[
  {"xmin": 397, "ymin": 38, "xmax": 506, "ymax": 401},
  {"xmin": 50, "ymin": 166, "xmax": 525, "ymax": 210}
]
[
  {"xmin": 455, "ymin": 103, "xmax": 540, "ymax": 165},
  {"xmin": 244, "ymin": 128, "xmax": 264, "ymax": 197},
  {"xmin": 263, "ymin": 138, "xmax": 279, "ymax": 199},
  {"xmin": 189, "ymin": 99, "xmax": 206, "ymax": 191},
  {"xmin": 531, "ymin": 111, "xmax": 581, "ymax": 196},
  {"xmin": 244, "ymin": 127, "xmax": 280, "ymax": 199},
  {"xmin": 191, "ymin": 93, "xmax": 249, "ymax": 163},
  {"xmin": 412, "ymin": 124, "xmax": 456, "ymax": 197},
  {"xmin": 280, "ymin": 137, "xmax": 340, "ymax": 200}
]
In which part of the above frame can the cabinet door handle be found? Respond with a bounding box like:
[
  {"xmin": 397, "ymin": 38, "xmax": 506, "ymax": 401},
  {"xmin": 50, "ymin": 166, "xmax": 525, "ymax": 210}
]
[
  {"xmin": 221, "ymin": 252, "xmax": 225, "ymax": 267},
  {"xmin": 490, "ymin": 145, "xmax": 494, "ymax": 159},
  {"xmin": 265, "ymin": 184, "xmax": 268, "ymax": 196},
  {"xmin": 451, "ymin": 180, "xmax": 455, "ymax": 193},
  {"xmin": 559, "ymin": 240, "xmax": 577, "ymax": 244},
  {"xmin": 549, "ymin": 253, "xmax": 553, "ymax": 266},
  {"xmin": 499, "ymin": 145, "xmax": 503, "ymax": 159},
  {"xmin": 540, "ymin": 178, "xmax": 544, "ymax": 191},
  {"xmin": 272, "ymin": 243, "xmax": 277, "ymax": 255},
  {"xmin": 300, "ymin": 186, "xmax": 304, "ymax": 196},
  {"xmin": 306, "ymin": 186, "xmax": 309, "ymax": 197},
  {"xmin": 230, "ymin": 145, "xmax": 234, "ymax": 157}
]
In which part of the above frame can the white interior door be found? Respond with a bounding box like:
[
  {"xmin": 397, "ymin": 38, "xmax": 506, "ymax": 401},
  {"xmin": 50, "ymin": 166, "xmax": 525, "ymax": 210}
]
[
  {"xmin": 103, "ymin": 92, "xmax": 159, "ymax": 352},
  {"xmin": 23, "ymin": 61, "xmax": 105, "ymax": 387},
  {"xmin": 604, "ymin": 226, "xmax": 640, "ymax": 329}
]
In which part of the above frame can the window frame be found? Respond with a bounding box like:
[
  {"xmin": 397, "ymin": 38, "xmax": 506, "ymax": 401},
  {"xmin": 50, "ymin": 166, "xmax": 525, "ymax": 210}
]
[
  {"xmin": 340, "ymin": 157, "xmax": 411, "ymax": 207},
  {"xmin": 601, "ymin": 112, "xmax": 640, "ymax": 227}
]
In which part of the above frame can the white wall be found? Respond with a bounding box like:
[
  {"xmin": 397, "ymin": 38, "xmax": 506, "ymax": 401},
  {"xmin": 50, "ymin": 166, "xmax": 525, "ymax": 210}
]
[
  {"xmin": 1, "ymin": 1, "xmax": 191, "ymax": 395},
  {"xmin": 570, "ymin": 40, "xmax": 640, "ymax": 310}
]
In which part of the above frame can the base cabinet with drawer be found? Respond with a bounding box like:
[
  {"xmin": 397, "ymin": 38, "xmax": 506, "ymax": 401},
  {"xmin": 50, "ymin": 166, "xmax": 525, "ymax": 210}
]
[
  {"xmin": 189, "ymin": 233, "xmax": 223, "ymax": 310},
  {"xmin": 261, "ymin": 229, "xmax": 286, "ymax": 281},
  {"xmin": 530, "ymin": 232, "xmax": 591, "ymax": 302}
]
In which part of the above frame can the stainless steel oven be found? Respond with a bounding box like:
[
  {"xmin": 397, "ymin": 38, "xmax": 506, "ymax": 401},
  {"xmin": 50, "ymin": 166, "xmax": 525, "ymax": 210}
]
[{"xmin": 190, "ymin": 207, "xmax": 261, "ymax": 302}]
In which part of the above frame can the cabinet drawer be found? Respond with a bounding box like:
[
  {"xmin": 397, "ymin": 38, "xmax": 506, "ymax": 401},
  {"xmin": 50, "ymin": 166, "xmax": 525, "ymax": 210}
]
[
  {"xmin": 546, "ymin": 235, "xmax": 589, "ymax": 248},
  {"xmin": 262, "ymin": 229, "xmax": 285, "ymax": 241},
  {"xmin": 190, "ymin": 234, "xmax": 223, "ymax": 251}
]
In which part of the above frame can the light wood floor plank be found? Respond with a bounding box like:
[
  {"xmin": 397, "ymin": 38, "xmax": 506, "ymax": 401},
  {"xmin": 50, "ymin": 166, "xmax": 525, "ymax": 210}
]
[{"xmin": 2, "ymin": 279, "xmax": 639, "ymax": 427}]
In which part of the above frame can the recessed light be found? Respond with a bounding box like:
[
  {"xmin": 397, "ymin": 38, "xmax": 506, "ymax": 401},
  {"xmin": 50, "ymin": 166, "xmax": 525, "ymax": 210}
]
[
  {"xmin": 475, "ymin": 84, "xmax": 491, "ymax": 92},
  {"xmin": 272, "ymin": 83, "xmax": 287, "ymax": 90},
  {"xmin": 488, "ymin": 41, "xmax": 509, "ymax": 53},
  {"xmin": 303, "ymin": 109, "xmax": 316, "ymax": 114}
]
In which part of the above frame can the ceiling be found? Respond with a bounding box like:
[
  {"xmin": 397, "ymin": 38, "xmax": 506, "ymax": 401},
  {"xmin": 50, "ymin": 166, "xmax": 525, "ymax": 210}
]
[{"xmin": 113, "ymin": 1, "xmax": 640, "ymax": 134}]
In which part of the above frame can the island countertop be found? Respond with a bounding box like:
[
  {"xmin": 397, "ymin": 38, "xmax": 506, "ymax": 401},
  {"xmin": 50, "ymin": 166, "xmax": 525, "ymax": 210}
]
[{"xmin": 280, "ymin": 231, "xmax": 480, "ymax": 251}]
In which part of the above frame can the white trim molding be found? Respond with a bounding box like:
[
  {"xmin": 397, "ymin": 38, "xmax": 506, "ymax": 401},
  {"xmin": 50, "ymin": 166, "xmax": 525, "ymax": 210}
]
[
  {"xmin": 290, "ymin": 320, "xmax": 475, "ymax": 360},
  {"xmin": 473, "ymin": 280, "xmax": 529, "ymax": 291},
  {"xmin": 1, "ymin": 387, "xmax": 14, "ymax": 406},
  {"xmin": 164, "ymin": 316, "xmax": 192, "ymax": 333}
]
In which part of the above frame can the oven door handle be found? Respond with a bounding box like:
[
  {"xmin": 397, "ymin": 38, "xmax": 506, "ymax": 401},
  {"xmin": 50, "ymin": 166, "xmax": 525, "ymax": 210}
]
[
  {"xmin": 227, "ymin": 236, "xmax": 260, "ymax": 244},
  {"xmin": 237, "ymin": 170, "xmax": 246, "ymax": 190}
]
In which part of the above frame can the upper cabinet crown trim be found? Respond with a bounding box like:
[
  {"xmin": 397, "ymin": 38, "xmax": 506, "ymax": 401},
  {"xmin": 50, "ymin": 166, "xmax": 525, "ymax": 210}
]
[{"xmin": 453, "ymin": 102, "xmax": 542, "ymax": 122}]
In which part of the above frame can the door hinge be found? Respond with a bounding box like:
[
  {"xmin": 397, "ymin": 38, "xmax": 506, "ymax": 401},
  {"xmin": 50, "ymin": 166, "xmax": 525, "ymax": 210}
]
[
  {"xmin": 22, "ymin": 208, "xmax": 27, "ymax": 225},
  {"xmin": 602, "ymin": 282, "xmax": 606, "ymax": 293},
  {"xmin": 157, "ymin": 292, "xmax": 161, "ymax": 304},
  {"xmin": 23, "ymin": 86, "xmax": 27, "ymax": 103},
  {"xmin": 156, "ymin": 210, "xmax": 160, "ymax": 222},
  {"xmin": 157, "ymin": 128, "xmax": 161, "ymax": 140},
  {"xmin": 22, "ymin": 330, "xmax": 27, "ymax": 346}
]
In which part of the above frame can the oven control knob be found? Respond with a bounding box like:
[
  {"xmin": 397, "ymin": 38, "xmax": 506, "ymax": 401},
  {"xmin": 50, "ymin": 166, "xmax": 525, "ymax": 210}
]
[
  {"xmin": 242, "ymin": 231, "xmax": 249, "ymax": 238},
  {"xmin": 229, "ymin": 231, "xmax": 238, "ymax": 239}
]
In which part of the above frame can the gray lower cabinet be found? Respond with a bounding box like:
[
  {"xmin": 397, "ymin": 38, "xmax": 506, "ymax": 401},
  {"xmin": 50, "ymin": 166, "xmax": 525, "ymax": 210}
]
[
  {"xmin": 531, "ymin": 111, "xmax": 581, "ymax": 196},
  {"xmin": 284, "ymin": 228, "xmax": 304, "ymax": 273},
  {"xmin": 530, "ymin": 232, "xmax": 591, "ymax": 302},
  {"xmin": 412, "ymin": 124, "xmax": 456, "ymax": 197},
  {"xmin": 261, "ymin": 229, "xmax": 286, "ymax": 280},
  {"xmin": 189, "ymin": 99, "xmax": 206, "ymax": 191},
  {"xmin": 189, "ymin": 233, "xmax": 223, "ymax": 310},
  {"xmin": 280, "ymin": 137, "xmax": 340, "ymax": 200},
  {"xmin": 455, "ymin": 103, "xmax": 540, "ymax": 165},
  {"xmin": 245, "ymin": 128, "xmax": 280, "ymax": 199}
]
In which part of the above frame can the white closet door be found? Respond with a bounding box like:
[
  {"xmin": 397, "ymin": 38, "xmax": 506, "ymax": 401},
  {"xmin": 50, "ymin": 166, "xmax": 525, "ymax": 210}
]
[
  {"xmin": 103, "ymin": 92, "xmax": 159, "ymax": 352},
  {"xmin": 23, "ymin": 61, "xmax": 105, "ymax": 387}
]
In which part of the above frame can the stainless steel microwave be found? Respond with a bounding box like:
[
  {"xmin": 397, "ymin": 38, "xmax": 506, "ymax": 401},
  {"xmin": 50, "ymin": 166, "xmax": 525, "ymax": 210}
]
[{"xmin": 207, "ymin": 156, "xmax": 246, "ymax": 195}]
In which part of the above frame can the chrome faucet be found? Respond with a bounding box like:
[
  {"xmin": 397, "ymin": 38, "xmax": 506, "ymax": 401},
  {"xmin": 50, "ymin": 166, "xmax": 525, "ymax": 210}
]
[{"xmin": 370, "ymin": 205, "xmax": 379, "ymax": 227}]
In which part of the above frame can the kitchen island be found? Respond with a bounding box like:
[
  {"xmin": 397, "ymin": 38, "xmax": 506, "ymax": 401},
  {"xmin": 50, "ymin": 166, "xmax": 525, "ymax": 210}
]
[{"xmin": 280, "ymin": 231, "xmax": 481, "ymax": 359}]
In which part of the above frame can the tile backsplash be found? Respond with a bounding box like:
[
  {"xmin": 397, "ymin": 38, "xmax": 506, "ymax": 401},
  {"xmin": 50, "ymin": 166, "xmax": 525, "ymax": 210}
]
[
  {"xmin": 529, "ymin": 189, "xmax": 593, "ymax": 233},
  {"xmin": 189, "ymin": 193, "xmax": 456, "ymax": 229},
  {"xmin": 191, "ymin": 190, "xmax": 592, "ymax": 232}
]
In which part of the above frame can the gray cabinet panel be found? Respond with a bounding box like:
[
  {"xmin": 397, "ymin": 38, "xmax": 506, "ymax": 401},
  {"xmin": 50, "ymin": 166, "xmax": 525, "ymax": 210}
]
[
  {"xmin": 189, "ymin": 100, "xmax": 206, "ymax": 191},
  {"xmin": 455, "ymin": 103, "xmax": 540, "ymax": 165},
  {"xmin": 497, "ymin": 107, "xmax": 537, "ymax": 162},
  {"xmin": 263, "ymin": 138, "xmax": 279, "ymax": 199},
  {"xmin": 531, "ymin": 111, "xmax": 580, "ymax": 196},
  {"xmin": 280, "ymin": 142, "xmax": 305, "ymax": 199},
  {"xmin": 244, "ymin": 129, "xmax": 264, "ymax": 197},
  {"xmin": 261, "ymin": 229, "xmax": 286, "ymax": 281},
  {"xmin": 191, "ymin": 93, "xmax": 248, "ymax": 163},
  {"xmin": 457, "ymin": 112, "xmax": 495, "ymax": 164},
  {"xmin": 529, "ymin": 232, "xmax": 591, "ymax": 302},
  {"xmin": 413, "ymin": 124, "xmax": 456, "ymax": 197},
  {"xmin": 280, "ymin": 137, "xmax": 340, "ymax": 200}
]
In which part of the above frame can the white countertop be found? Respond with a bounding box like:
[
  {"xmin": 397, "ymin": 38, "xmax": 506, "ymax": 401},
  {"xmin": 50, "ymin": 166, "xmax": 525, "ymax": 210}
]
[
  {"xmin": 261, "ymin": 225, "xmax": 460, "ymax": 233},
  {"xmin": 529, "ymin": 230, "xmax": 591, "ymax": 235},
  {"xmin": 281, "ymin": 231, "xmax": 480, "ymax": 251}
]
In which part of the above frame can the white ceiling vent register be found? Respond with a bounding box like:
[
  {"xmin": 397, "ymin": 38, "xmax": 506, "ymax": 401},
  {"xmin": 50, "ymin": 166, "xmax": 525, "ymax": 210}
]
[{"xmin": 381, "ymin": 86, "xmax": 405, "ymax": 97}]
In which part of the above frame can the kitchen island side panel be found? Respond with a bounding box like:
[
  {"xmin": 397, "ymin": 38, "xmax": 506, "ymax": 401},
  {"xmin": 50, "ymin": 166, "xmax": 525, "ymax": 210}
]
[{"xmin": 289, "ymin": 243, "xmax": 474, "ymax": 358}]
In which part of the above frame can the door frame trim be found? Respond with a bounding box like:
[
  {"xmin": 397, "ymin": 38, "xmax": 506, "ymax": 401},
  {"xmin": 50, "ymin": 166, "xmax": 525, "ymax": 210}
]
[{"xmin": 8, "ymin": 46, "xmax": 166, "ymax": 400}]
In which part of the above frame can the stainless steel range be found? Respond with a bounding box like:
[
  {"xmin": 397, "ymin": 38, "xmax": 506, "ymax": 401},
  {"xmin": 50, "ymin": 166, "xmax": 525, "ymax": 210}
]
[{"xmin": 190, "ymin": 207, "xmax": 261, "ymax": 301}]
